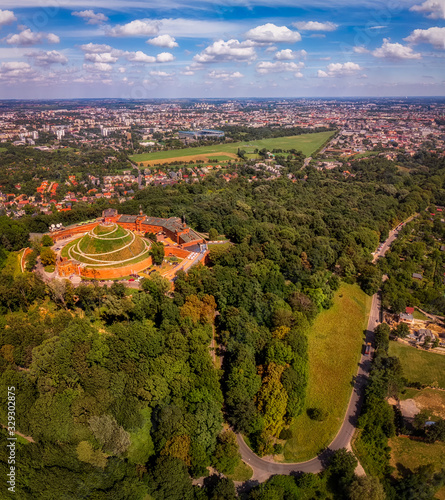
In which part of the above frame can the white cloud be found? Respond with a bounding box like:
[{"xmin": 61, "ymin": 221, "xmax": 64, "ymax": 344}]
[
  {"xmin": 85, "ymin": 52, "xmax": 119, "ymax": 63},
  {"xmin": 124, "ymin": 50, "xmax": 156, "ymax": 63},
  {"xmin": 372, "ymin": 38, "xmax": 422, "ymax": 59},
  {"xmin": 317, "ymin": 61, "xmax": 362, "ymax": 77},
  {"xmin": 158, "ymin": 18, "xmax": 240, "ymax": 38},
  {"xmin": 208, "ymin": 70, "xmax": 244, "ymax": 79},
  {"xmin": 72, "ymin": 10, "xmax": 108, "ymax": 24},
  {"xmin": 147, "ymin": 34, "xmax": 178, "ymax": 48},
  {"xmin": 410, "ymin": 0, "xmax": 445, "ymax": 19},
  {"xmin": 156, "ymin": 51, "xmax": 175, "ymax": 62},
  {"xmin": 274, "ymin": 48, "xmax": 307, "ymax": 60},
  {"xmin": 293, "ymin": 21, "xmax": 338, "ymax": 31},
  {"xmin": 0, "ymin": 61, "xmax": 35, "ymax": 81},
  {"xmin": 404, "ymin": 27, "xmax": 445, "ymax": 49},
  {"xmin": 80, "ymin": 43, "xmax": 112, "ymax": 53},
  {"xmin": 245, "ymin": 23, "xmax": 301, "ymax": 43},
  {"xmin": 108, "ymin": 19, "xmax": 159, "ymax": 37},
  {"xmin": 118, "ymin": 66, "xmax": 126, "ymax": 73},
  {"xmin": 181, "ymin": 70, "xmax": 194, "ymax": 75},
  {"xmin": 194, "ymin": 39, "xmax": 256, "ymax": 63},
  {"xmin": 274, "ymin": 49, "xmax": 295, "ymax": 60},
  {"xmin": 256, "ymin": 60, "xmax": 304, "ymax": 74},
  {"xmin": 83, "ymin": 62, "xmax": 113, "ymax": 72},
  {"xmin": 5, "ymin": 29, "xmax": 60, "ymax": 46},
  {"xmin": 0, "ymin": 9, "xmax": 16, "ymax": 28},
  {"xmin": 0, "ymin": 61, "xmax": 31, "ymax": 72},
  {"xmin": 265, "ymin": 46, "xmax": 278, "ymax": 52},
  {"xmin": 149, "ymin": 70, "xmax": 173, "ymax": 76},
  {"xmin": 26, "ymin": 50, "xmax": 68, "ymax": 66},
  {"xmin": 46, "ymin": 33, "xmax": 60, "ymax": 44},
  {"xmin": 353, "ymin": 46, "xmax": 370, "ymax": 54}
]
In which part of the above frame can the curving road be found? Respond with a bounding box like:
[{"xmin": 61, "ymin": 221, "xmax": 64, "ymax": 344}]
[
  {"xmin": 237, "ymin": 215, "xmax": 418, "ymax": 482},
  {"xmin": 236, "ymin": 293, "xmax": 380, "ymax": 482}
]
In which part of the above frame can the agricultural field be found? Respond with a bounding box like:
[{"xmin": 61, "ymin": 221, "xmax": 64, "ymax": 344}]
[
  {"xmin": 388, "ymin": 342, "xmax": 445, "ymax": 388},
  {"xmin": 284, "ymin": 283, "xmax": 371, "ymax": 462},
  {"xmin": 400, "ymin": 388, "xmax": 445, "ymax": 419},
  {"xmin": 130, "ymin": 131, "xmax": 335, "ymax": 166}
]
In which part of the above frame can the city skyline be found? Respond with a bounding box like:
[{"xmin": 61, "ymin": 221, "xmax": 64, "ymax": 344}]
[{"xmin": 0, "ymin": 0, "xmax": 444, "ymax": 98}]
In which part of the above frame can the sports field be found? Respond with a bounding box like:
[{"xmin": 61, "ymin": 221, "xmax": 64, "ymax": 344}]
[
  {"xmin": 284, "ymin": 283, "xmax": 371, "ymax": 462},
  {"xmin": 388, "ymin": 342, "xmax": 445, "ymax": 388},
  {"xmin": 130, "ymin": 131, "xmax": 335, "ymax": 166}
]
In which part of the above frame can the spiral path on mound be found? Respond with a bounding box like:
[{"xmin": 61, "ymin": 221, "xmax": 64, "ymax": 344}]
[{"xmin": 67, "ymin": 224, "xmax": 151, "ymax": 266}]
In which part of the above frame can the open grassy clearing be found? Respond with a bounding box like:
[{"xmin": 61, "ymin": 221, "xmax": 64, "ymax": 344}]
[
  {"xmin": 413, "ymin": 309, "xmax": 430, "ymax": 321},
  {"xmin": 0, "ymin": 147, "xmax": 7, "ymax": 153},
  {"xmin": 130, "ymin": 131, "xmax": 335, "ymax": 164},
  {"xmin": 227, "ymin": 460, "xmax": 253, "ymax": 482},
  {"xmin": 2, "ymin": 251, "xmax": 22, "ymax": 277},
  {"xmin": 388, "ymin": 342, "xmax": 445, "ymax": 388},
  {"xmin": 399, "ymin": 388, "xmax": 445, "ymax": 418},
  {"xmin": 389, "ymin": 436, "xmax": 445, "ymax": 479},
  {"xmin": 284, "ymin": 283, "xmax": 371, "ymax": 462}
]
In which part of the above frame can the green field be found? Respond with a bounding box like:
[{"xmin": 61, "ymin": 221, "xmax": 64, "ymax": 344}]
[
  {"xmin": 389, "ymin": 436, "xmax": 445, "ymax": 479},
  {"xmin": 284, "ymin": 284, "xmax": 371, "ymax": 462},
  {"xmin": 2, "ymin": 251, "xmax": 22, "ymax": 276},
  {"xmin": 227, "ymin": 460, "xmax": 253, "ymax": 482},
  {"xmin": 130, "ymin": 131, "xmax": 335, "ymax": 164},
  {"xmin": 388, "ymin": 342, "xmax": 445, "ymax": 388},
  {"xmin": 61, "ymin": 233, "xmax": 150, "ymax": 268},
  {"xmin": 0, "ymin": 147, "xmax": 7, "ymax": 153}
]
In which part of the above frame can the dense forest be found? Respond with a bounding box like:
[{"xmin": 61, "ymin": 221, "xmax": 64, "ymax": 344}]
[
  {"xmin": 1, "ymin": 152, "xmax": 445, "ymax": 498},
  {"xmin": 380, "ymin": 213, "xmax": 445, "ymax": 315}
]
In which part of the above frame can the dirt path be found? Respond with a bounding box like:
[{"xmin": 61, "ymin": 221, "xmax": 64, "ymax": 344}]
[{"xmin": 1, "ymin": 425, "xmax": 35, "ymax": 443}]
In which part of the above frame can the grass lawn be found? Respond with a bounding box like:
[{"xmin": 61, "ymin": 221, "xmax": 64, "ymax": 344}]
[
  {"xmin": 389, "ymin": 435, "xmax": 445, "ymax": 479},
  {"xmin": 0, "ymin": 147, "xmax": 7, "ymax": 153},
  {"xmin": 2, "ymin": 251, "xmax": 22, "ymax": 277},
  {"xmin": 413, "ymin": 309, "xmax": 430, "ymax": 321},
  {"xmin": 284, "ymin": 283, "xmax": 371, "ymax": 462},
  {"xmin": 44, "ymin": 265, "xmax": 55, "ymax": 273},
  {"xmin": 130, "ymin": 131, "xmax": 335, "ymax": 164},
  {"xmin": 227, "ymin": 460, "xmax": 253, "ymax": 482},
  {"xmin": 388, "ymin": 342, "xmax": 445, "ymax": 388}
]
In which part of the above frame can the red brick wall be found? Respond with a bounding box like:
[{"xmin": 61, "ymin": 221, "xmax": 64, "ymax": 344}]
[
  {"xmin": 79, "ymin": 255, "xmax": 153, "ymax": 279},
  {"xmin": 164, "ymin": 247, "xmax": 190, "ymax": 259},
  {"xmin": 51, "ymin": 222, "xmax": 99, "ymax": 242}
]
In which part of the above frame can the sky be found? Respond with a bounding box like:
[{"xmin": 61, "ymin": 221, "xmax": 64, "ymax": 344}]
[{"xmin": 0, "ymin": 0, "xmax": 443, "ymax": 98}]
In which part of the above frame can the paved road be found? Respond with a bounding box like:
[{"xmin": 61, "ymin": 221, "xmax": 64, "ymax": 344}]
[
  {"xmin": 372, "ymin": 214, "xmax": 418, "ymax": 263},
  {"xmin": 236, "ymin": 293, "xmax": 380, "ymax": 482},
  {"xmin": 236, "ymin": 216, "xmax": 420, "ymax": 481},
  {"xmin": 301, "ymin": 156, "xmax": 312, "ymax": 169}
]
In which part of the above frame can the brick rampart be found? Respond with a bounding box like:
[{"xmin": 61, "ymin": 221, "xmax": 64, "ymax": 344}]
[
  {"xmin": 164, "ymin": 247, "xmax": 190, "ymax": 259},
  {"xmin": 51, "ymin": 222, "xmax": 100, "ymax": 242},
  {"xmin": 79, "ymin": 255, "xmax": 153, "ymax": 279}
]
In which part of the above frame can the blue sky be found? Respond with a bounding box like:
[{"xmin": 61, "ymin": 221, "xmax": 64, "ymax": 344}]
[{"xmin": 0, "ymin": 0, "xmax": 443, "ymax": 98}]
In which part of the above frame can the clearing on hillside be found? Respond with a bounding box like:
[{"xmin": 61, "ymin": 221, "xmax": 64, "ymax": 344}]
[
  {"xmin": 388, "ymin": 342, "xmax": 445, "ymax": 389},
  {"xmin": 284, "ymin": 283, "xmax": 371, "ymax": 462}
]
